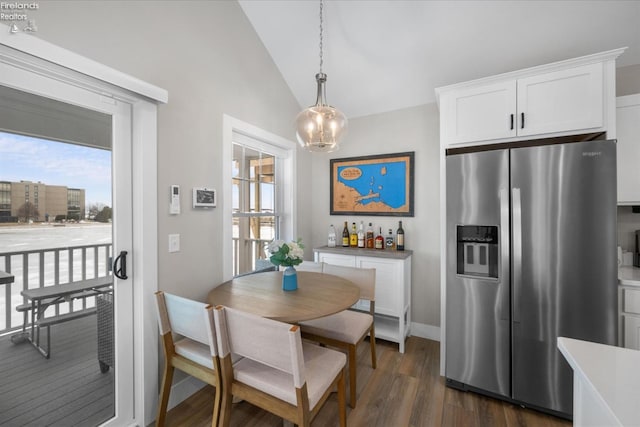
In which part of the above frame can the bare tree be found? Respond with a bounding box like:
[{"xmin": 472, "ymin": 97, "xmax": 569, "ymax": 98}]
[
  {"xmin": 86, "ymin": 202, "xmax": 105, "ymax": 220},
  {"xmin": 17, "ymin": 201, "xmax": 40, "ymax": 222}
]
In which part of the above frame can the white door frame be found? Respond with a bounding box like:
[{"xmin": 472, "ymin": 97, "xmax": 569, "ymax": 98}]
[{"xmin": 1, "ymin": 27, "xmax": 166, "ymax": 426}]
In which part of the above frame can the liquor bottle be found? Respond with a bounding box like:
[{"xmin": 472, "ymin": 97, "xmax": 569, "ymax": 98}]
[
  {"xmin": 385, "ymin": 229, "xmax": 395, "ymax": 249},
  {"xmin": 349, "ymin": 222, "xmax": 358, "ymax": 247},
  {"xmin": 328, "ymin": 224, "xmax": 336, "ymax": 248},
  {"xmin": 375, "ymin": 227, "xmax": 384, "ymax": 249},
  {"xmin": 342, "ymin": 221, "xmax": 350, "ymax": 247},
  {"xmin": 365, "ymin": 222, "xmax": 374, "ymax": 249},
  {"xmin": 396, "ymin": 221, "xmax": 405, "ymax": 251},
  {"xmin": 357, "ymin": 221, "xmax": 365, "ymax": 248}
]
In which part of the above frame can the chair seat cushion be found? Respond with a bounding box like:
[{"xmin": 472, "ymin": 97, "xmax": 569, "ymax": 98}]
[
  {"xmin": 299, "ymin": 310, "xmax": 373, "ymax": 345},
  {"xmin": 175, "ymin": 338, "xmax": 214, "ymax": 369},
  {"xmin": 233, "ymin": 342, "xmax": 345, "ymax": 409}
]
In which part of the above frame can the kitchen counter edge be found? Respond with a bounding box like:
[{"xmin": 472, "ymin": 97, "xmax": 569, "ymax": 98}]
[
  {"xmin": 314, "ymin": 246, "xmax": 413, "ymax": 260},
  {"xmin": 619, "ymin": 266, "xmax": 640, "ymax": 287},
  {"xmin": 557, "ymin": 337, "xmax": 640, "ymax": 426}
]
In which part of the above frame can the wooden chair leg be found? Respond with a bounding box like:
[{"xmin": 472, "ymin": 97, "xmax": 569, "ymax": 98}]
[
  {"xmin": 211, "ymin": 384, "xmax": 221, "ymax": 427},
  {"xmin": 155, "ymin": 364, "xmax": 175, "ymax": 427},
  {"xmin": 348, "ymin": 345, "xmax": 357, "ymax": 408},
  {"xmin": 218, "ymin": 358, "xmax": 234, "ymax": 427},
  {"xmin": 337, "ymin": 368, "xmax": 347, "ymax": 427},
  {"xmin": 370, "ymin": 326, "xmax": 377, "ymax": 369}
]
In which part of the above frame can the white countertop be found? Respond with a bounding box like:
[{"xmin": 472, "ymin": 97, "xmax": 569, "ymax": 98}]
[
  {"xmin": 557, "ymin": 337, "xmax": 640, "ymax": 426},
  {"xmin": 619, "ymin": 266, "xmax": 640, "ymax": 286}
]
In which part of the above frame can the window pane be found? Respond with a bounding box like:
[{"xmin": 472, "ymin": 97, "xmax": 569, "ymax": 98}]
[
  {"xmin": 232, "ymin": 144, "xmax": 243, "ymax": 178},
  {"xmin": 260, "ymin": 183, "xmax": 274, "ymax": 212},
  {"xmin": 259, "ymin": 216, "xmax": 276, "ymax": 241},
  {"xmin": 249, "ymin": 180, "xmax": 259, "ymax": 212},
  {"xmin": 232, "ymin": 178, "xmax": 240, "ymax": 212}
]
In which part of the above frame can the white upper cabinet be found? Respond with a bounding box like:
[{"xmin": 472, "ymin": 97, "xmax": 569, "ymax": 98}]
[
  {"xmin": 436, "ymin": 49, "xmax": 624, "ymax": 148},
  {"xmin": 441, "ymin": 81, "xmax": 516, "ymax": 144},
  {"xmin": 517, "ymin": 63, "xmax": 603, "ymax": 137},
  {"xmin": 617, "ymin": 94, "xmax": 640, "ymax": 205}
]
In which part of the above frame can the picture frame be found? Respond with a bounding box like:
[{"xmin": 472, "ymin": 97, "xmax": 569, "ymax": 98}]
[
  {"xmin": 192, "ymin": 187, "xmax": 216, "ymax": 208},
  {"xmin": 330, "ymin": 151, "xmax": 414, "ymax": 216}
]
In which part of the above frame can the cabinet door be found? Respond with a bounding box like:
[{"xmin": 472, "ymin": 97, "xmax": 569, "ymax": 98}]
[
  {"xmin": 616, "ymin": 94, "xmax": 640, "ymax": 204},
  {"xmin": 517, "ymin": 62, "xmax": 603, "ymax": 137},
  {"xmin": 623, "ymin": 315, "xmax": 640, "ymax": 350},
  {"xmin": 441, "ymin": 81, "xmax": 517, "ymax": 145},
  {"xmin": 356, "ymin": 256, "xmax": 401, "ymax": 317}
]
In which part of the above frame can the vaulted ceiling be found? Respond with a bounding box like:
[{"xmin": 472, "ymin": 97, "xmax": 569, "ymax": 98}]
[{"xmin": 239, "ymin": 0, "xmax": 640, "ymax": 118}]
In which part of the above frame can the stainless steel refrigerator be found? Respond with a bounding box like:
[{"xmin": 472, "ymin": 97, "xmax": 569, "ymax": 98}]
[{"xmin": 445, "ymin": 139, "xmax": 617, "ymax": 418}]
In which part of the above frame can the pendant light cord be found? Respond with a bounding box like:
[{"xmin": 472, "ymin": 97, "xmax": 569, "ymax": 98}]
[{"xmin": 319, "ymin": 0, "xmax": 324, "ymax": 74}]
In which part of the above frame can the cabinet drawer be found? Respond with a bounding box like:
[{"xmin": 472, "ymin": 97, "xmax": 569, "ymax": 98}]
[
  {"xmin": 316, "ymin": 253, "xmax": 356, "ymax": 267},
  {"xmin": 623, "ymin": 288, "xmax": 640, "ymax": 314}
]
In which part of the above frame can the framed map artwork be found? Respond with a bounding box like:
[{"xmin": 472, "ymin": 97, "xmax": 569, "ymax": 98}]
[{"xmin": 330, "ymin": 151, "xmax": 414, "ymax": 216}]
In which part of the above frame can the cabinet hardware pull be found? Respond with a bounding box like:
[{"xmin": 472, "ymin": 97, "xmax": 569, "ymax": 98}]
[
  {"xmin": 521, "ymin": 112, "xmax": 525, "ymax": 129},
  {"xmin": 510, "ymin": 114, "xmax": 514, "ymax": 130}
]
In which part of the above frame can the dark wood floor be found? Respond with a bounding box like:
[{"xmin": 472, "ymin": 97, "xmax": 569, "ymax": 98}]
[
  {"xmin": 162, "ymin": 336, "xmax": 572, "ymax": 427},
  {"xmin": 0, "ymin": 316, "xmax": 114, "ymax": 427}
]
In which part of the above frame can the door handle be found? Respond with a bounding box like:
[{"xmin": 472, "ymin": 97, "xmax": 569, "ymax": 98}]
[
  {"xmin": 512, "ymin": 188, "xmax": 522, "ymax": 323},
  {"xmin": 499, "ymin": 188, "xmax": 510, "ymax": 321},
  {"xmin": 521, "ymin": 112, "xmax": 525, "ymax": 129},
  {"xmin": 113, "ymin": 250, "xmax": 128, "ymax": 280}
]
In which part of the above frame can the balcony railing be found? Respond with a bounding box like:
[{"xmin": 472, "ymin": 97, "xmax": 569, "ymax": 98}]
[
  {"xmin": 0, "ymin": 243, "xmax": 112, "ymax": 335},
  {"xmin": 232, "ymin": 237, "xmax": 273, "ymax": 277}
]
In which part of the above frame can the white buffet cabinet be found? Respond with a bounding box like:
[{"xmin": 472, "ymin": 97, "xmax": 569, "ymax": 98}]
[{"xmin": 314, "ymin": 246, "xmax": 412, "ymax": 353}]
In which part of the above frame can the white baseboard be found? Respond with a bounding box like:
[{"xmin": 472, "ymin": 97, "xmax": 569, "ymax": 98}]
[
  {"xmin": 410, "ymin": 322, "xmax": 441, "ymax": 342},
  {"xmin": 167, "ymin": 376, "xmax": 207, "ymax": 410}
]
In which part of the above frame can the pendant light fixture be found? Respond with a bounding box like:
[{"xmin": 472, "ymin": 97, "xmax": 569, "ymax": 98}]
[{"xmin": 295, "ymin": 0, "xmax": 348, "ymax": 153}]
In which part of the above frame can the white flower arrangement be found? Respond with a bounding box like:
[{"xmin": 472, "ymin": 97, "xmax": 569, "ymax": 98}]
[{"xmin": 267, "ymin": 238, "xmax": 304, "ymax": 267}]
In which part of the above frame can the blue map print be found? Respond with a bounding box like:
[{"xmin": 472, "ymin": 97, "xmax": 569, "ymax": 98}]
[{"xmin": 337, "ymin": 161, "xmax": 406, "ymax": 209}]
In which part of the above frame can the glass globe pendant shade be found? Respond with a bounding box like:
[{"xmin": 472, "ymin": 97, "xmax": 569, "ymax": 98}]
[{"xmin": 296, "ymin": 73, "xmax": 348, "ymax": 153}]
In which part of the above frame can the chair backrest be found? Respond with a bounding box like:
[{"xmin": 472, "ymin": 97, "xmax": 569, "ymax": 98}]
[
  {"xmin": 155, "ymin": 291, "xmax": 218, "ymax": 357},
  {"xmin": 294, "ymin": 261, "xmax": 324, "ymax": 273},
  {"xmin": 323, "ymin": 264, "xmax": 376, "ymax": 301},
  {"xmin": 214, "ymin": 305, "xmax": 306, "ymax": 388}
]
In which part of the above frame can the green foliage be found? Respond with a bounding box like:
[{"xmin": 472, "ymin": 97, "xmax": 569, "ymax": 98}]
[{"xmin": 94, "ymin": 206, "xmax": 112, "ymax": 223}]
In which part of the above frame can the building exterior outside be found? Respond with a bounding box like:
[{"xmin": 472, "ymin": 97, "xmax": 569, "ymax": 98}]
[{"xmin": 0, "ymin": 180, "xmax": 85, "ymax": 222}]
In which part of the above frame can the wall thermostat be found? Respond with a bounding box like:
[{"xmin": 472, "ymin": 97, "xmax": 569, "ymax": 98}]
[
  {"xmin": 193, "ymin": 187, "xmax": 216, "ymax": 208},
  {"xmin": 170, "ymin": 185, "xmax": 180, "ymax": 214}
]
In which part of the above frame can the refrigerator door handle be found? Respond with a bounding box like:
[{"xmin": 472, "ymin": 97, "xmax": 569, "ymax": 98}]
[
  {"xmin": 499, "ymin": 188, "xmax": 510, "ymax": 321},
  {"xmin": 512, "ymin": 187, "xmax": 522, "ymax": 324}
]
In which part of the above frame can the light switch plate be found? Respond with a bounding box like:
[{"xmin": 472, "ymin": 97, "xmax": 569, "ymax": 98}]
[{"xmin": 168, "ymin": 234, "xmax": 180, "ymax": 253}]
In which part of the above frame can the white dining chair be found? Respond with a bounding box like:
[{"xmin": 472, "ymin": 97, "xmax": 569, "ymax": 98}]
[
  {"xmin": 299, "ymin": 263, "xmax": 377, "ymax": 408},
  {"xmin": 213, "ymin": 305, "xmax": 347, "ymax": 427},
  {"xmin": 294, "ymin": 261, "xmax": 325, "ymax": 272},
  {"xmin": 154, "ymin": 291, "xmax": 222, "ymax": 427}
]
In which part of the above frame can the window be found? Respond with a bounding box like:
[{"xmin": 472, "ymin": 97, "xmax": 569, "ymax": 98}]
[
  {"xmin": 232, "ymin": 145, "xmax": 277, "ymax": 276},
  {"xmin": 222, "ymin": 115, "xmax": 296, "ymax": 280}
]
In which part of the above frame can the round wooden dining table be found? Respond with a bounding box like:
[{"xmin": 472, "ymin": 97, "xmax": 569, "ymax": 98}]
[{"xmin": 207, "ymin": 271, "xmax": 360, "ymax": 323}]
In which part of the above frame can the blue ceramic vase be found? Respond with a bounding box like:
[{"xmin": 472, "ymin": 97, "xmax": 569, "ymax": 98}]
[{"xmin": 282, "ymin": 266, "xmax": 298, "ymax": 291}]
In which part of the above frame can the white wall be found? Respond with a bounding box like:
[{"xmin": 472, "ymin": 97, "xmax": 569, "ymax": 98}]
[
  {"xmin": 617, "ymin": 64, "xmax": 640, "ymax": 96},
  {"xmin": 30, "ymin": 1, "xmax": 308, "ymax": 302},
  {"xmin": 308, "ymin": 104, "xmax": 442, "ymax": 327}
]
